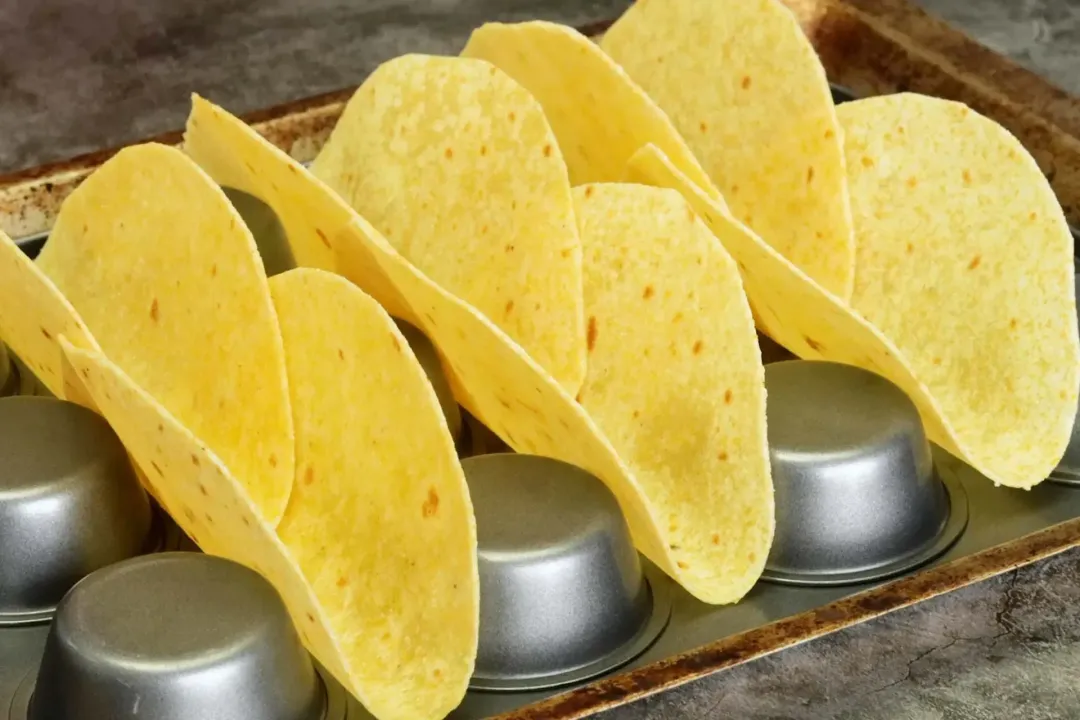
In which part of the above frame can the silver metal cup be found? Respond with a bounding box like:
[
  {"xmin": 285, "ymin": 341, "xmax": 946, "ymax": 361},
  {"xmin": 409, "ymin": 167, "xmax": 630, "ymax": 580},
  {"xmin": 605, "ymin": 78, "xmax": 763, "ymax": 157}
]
[
  {"xmin": 831, "ymin": 83, "xmax": 857, "ymax": 103},
  {"xmin": 0, "ymin": 397, "xmax": 153, "ymax": 624},
  {"xmin": 27, "ymin": 553, "xmax": 325, "ymax": 720},
  {"xmin": 761, "ymin": 361, "xmax": 967, "ymax": 586},
  {"xmin": 465, "ymin": 454, "xmax": 670, "ymax": 691},
  {"xmin": 1052, "ymin": 399, "xmax": 1080, "ymax": 485},
  {"xmin": 224, "ymin": 188, "xmax": 297, "ymax": 278},
  {"xmin": 396, "ymin": 320, "xmax": 463, "ymax": 442},
  {"xmin": 757, "ymin": 332, "xmax": 796, "ymax": 364}
]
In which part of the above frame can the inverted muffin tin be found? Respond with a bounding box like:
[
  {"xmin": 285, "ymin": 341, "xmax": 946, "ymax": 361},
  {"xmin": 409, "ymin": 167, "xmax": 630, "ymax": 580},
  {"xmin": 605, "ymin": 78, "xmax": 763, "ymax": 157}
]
[
  {"xmin": 761, "ymin": 361, "xmax": 967, "ymax": 586},
  {"xmin": 464, "ymin": 454, "xmax": 670, "ymax": 692},
  {"xmin": 5, "ymin": 140, "xmax": 1080, "ymax": 720},
  {"xmin": 5, "ymin": 5, "xmax": 1080, "ymax": 715}
]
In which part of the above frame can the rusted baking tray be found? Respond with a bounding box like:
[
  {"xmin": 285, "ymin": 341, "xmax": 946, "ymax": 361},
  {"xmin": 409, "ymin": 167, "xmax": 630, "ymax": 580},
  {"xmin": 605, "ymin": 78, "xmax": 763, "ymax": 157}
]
[{"xmin": 2, "ymin": 1, "xmax": 1080, "ymax": 719}]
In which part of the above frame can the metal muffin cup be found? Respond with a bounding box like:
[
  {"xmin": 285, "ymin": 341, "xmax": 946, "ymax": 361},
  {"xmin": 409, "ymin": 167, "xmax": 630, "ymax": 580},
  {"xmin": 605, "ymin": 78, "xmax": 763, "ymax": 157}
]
[
  {"xmin": 395, "ymin": 320, "xmax": 464, "ymax": 444},
  {"xmin": 460, "ymin": 410, "xmax": 511, "ymax": 458},
  {"xmin": 761, "ymin": 361, "xmax": 968, "ymax": 586},
  {"xmin": 464, "ymin": 454, "xmax": 671, "ymax": 692},
  {"xmin": 224, "ymin": 188, "xmax": 298, "ymax": 278},
  {"xmin": 1051, "ymin": 408, "xmax": 1080, "ymax": 485},
  {"xmin": 830, "ymin": 82, "xmax": 857, "ymax": 104},
  {"xmin": 0, "ymin": 397, "xmax": 156, "ymax": 625},
  {"xmin": 19, "ymin": 553, "xmax": 328, "ymax": 720}
]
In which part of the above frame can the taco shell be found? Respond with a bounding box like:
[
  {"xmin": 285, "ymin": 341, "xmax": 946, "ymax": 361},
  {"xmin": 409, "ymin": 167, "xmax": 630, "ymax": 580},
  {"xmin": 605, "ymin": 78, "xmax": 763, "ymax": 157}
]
[
  {"xmin": 36, "ymin": 144, "xmax": 295, "ymax": 524},
  {"xmin": 270, "ymin": 267, "xmax": 478, "ymax": 720},
  {"xmin": 574, "ymin": 182, "xmax": 773, "ymax": 598},
  {"xmin": 601, "ymin": 0, "xmax": 855, "ymax": 299},
  {"xmin": 184, "ymin": 96, "xmax": 414, "ymax": 323},
  {"xmin": 0, "ymin": 229, "xmax": 98, "ymax": 405},
  {"xmin": 626, "ymin": 141, "xmax": 1075, "ymax": 488},
  {"xmin": 310, "ymin": 54, "xmax": 585, "ymax": 395},
  {"xmin": 837, "ymin": 94, "xmax": 1079, "ymax": 489}
]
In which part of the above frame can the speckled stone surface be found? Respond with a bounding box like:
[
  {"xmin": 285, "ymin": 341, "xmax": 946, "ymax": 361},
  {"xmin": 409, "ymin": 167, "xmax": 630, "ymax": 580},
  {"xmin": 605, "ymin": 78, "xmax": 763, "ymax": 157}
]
[
  {"xmin": 926, "ymin": 0, "xmax": 1080, "ymax": 95},
  {"xmin": 599, "ymin": 550, "xmax": 1080, "ymax": 719},
  {"xmin": 1, "ymin": 1, "xmax": 1079, "ymax": 718},
  {"xmin": 0, "ymin": 0, "xmax": 635, "ymax": 173},
  {"xmin": 1, "ymin": 0, "xmax": 1078, "ymax": 174}
]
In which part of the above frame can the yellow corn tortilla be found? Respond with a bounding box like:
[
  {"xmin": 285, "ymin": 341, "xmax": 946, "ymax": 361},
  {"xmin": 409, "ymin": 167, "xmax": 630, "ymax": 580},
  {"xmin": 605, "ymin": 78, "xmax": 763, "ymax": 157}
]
[
  {"xmin": 36, "ymin": 144, "xmax": 294, "ymax": 524},
  {"xmin": 625, "ymin": 142, "xmax": 1075, "ymax": 488},
  {"xmin": 837, "ymin": 94, "xmax": 1080, "ymax": 489},
  {"xmin": 183, "ymin": 97, "xmax": 762, "ymax": 603},
  {"xmin": 270, "ymin": 267, "xmax": 478, "ymax": 720},
  {"xmin": 309, "ymin": 54, "xmax": 585, "ymax": 395},
  {"xmin": 574, "ymin": 183, "xmax": 773, "ymax": 598},
  {"xmin": 462, "ymin": 21, "xmax": 722, "ymax": 204},
  {"xmin": 601, "ymin": 0, "xmax": 855, "ymax": 299},
  {"xmin": 0, "ymin": 229, "xmax": 99, "ymax": 405}
]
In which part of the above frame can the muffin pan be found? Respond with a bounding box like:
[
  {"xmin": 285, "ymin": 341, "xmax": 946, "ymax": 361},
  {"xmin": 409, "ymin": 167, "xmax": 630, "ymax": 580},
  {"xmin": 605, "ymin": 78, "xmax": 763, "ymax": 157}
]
[{"xmin": 4, "ymin": 31, "xmax": 1080, "ymax": 714}]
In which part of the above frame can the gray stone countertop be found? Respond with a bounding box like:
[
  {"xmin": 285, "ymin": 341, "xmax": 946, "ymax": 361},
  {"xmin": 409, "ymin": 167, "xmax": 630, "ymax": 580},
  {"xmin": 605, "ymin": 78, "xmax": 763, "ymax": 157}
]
[{"xmin": 2, "ymin": 0, "xmax": 1079, "ymax": 718}]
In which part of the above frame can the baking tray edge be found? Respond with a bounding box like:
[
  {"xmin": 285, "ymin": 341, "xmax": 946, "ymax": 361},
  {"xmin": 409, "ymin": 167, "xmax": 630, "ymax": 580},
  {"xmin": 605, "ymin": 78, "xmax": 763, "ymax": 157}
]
[{"xmin": 494, "ymin": 515, "xmax": 1080, "ymax": 718}]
